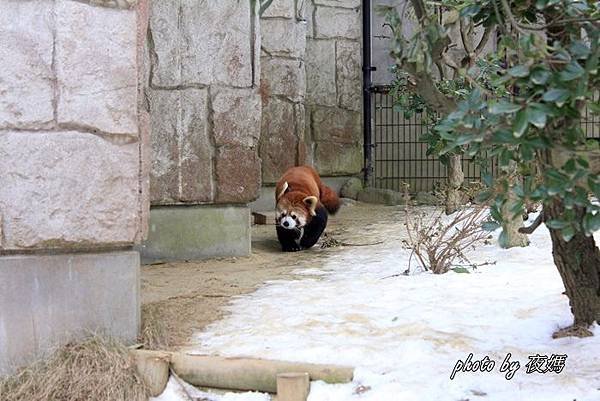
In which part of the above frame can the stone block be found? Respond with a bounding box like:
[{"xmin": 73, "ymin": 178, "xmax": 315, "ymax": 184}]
[
  {"xmin": 147, "ymin": 88, "xmax": 213, "ymax": 204},
  {"xmin": 260, "ymin": 99, "xmax": 298, "ymax": 183},
  {"xmin": 181, "ymin": 0, "xmax": 253, "ymax": 87},
  {"xmin": 314, "ymin": 141, "xmax": 362, "ymax": 175},
  {"xmin": 56, "ymin": 0, "xmax": 138, "ymax": 135},
  {"xmin": 212, "ymin": 88, "xmax": 261, "ymax": 148},
  {"xmin": 261, "ymin": 0, "xmax": 295, "ymax": 19},
  {"xmin": 0, "ymin": 0, "xmax": 54, "ymax": 129},
  {"xmin": 148, "ymin": 0, "xmax": 181, "ymax": 87},
  {"xmin": 414, "ymin": 191, "xmax": 441, "ymax": 205},
  {"xmin": 261, "ymin": 57, "xmax": 306, "ymax": 103},
  {"xmin": 311, "ymin": 107, "xmax": 361, "ymax": 144},
  {"xmin": 314, "ymin": 0, "xmax": 361, "ymax": 8},
  {"xmin": 305, "ymin": 0, "xmax": 315, "ymax": 37},
  {"xmin": 0, "ymin": 131, "xmax": 140, "ymax": 251},
  {"xmin": 138, "ymin": 206, "xmax": 251, "ymax": 263},
  {"xmin": 305, "ymin": 39, "xmax": 336, "ymax": 106},
  {"xmin": 336, "ymin": 40, "xmax": 362, "ymax": 111},
  {"xmin": 340, "ymin": 177, "xmax": 363, "ymax": 199},
  {"xmin": 314, "ymin": 6, "xmax": 361, "ymax": 40},
  {"xmin": 150, "ymin": 0, "xmax": 253, "ymax": 88},
  {"xmin": 137, "ymin": 0, "xmax": 151, "ymax": 242},
  {"xmin": 0, "ymin": 251, "xmax": 140, "ymax": 375},
  {"xmin": 261, "ymin": 19, "xmax": 306, "ymax": 58},
  {"xmin": 81, "ymin": 0, "xmax": 138, "ymax": 8},
  {"xmin": 294, "ymin": 103, "xmax": 307, "ymax": 163},
  {"xmin": 357, "ymin": 187, "xmax": 409, "ymax": 206},
  {"xmin": 215, "ymin": 146, "xmax": 261, "ymax": 203}
]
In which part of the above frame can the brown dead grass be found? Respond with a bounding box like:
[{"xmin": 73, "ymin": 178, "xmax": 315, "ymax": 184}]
[
  {"xmin": 552, "ymin": 324, "xmax": 594, "ymax": 339},
  {"xmin": 0, "ymin": 335, "xmax": 150, "ymax": 401},
  {"xmin": 139, "ymin": 302, "xmax": 174, "ymax": 350}
]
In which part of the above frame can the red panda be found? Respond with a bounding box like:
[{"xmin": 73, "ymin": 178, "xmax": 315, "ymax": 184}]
[{"xmin": 274, "ymin": 165, "xmax": 340, "ymax": 251}]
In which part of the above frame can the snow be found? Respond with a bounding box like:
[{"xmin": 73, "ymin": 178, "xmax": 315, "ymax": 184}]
[
  {"xmin": 160, "ymin": 207, "xmax": 600, "ymax": 401},
  {"xmin": 151, "ymin": 375, "xmax": 270, "ymax": 401}
]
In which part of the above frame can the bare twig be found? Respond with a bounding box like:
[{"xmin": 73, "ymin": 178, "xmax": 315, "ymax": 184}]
[
  {"xmin": 474, "ymin": 24, "xmax": 495, "ymax": 56},
  {"xmin": 460, "ymin": 17, "xmax": 474, "ymax": 56},
  {"xmin": 519, "ymin": 210, "xmax": 544, "ymax": 234},
  {"xmin": 404, "ymin": 206, "xmax": 490, "ymax": 274}
]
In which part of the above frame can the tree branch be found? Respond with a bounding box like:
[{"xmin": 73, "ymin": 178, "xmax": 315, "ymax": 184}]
[
  {"xmin": 499, "ymin": 0, "xmax": 528, "ymax": 35},
  {"xmin": 474, "ymin": 24, "xmax": 495, "ymax": 56},
  {"xmin": 519, "ymin": 210, "xmax": 544, "ymax": 234},
  {"xmin": 410, "ymin": 0, "xmax": 427, "ymax": 24},
  {"xmin": 460, "ymin": 17, "xmax": 475, "ymax": 56}
]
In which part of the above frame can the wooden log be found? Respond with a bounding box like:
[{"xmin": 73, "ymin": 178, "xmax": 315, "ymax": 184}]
[
  {"xmin": 170, "ymin": 353, "xmax": 354, "ymax": 393},
  {"xmin": 277, "ymin": 372, "xmax": 310, "ymax": 401},
  {"xmin": 130, "ymin": 350, "xmax": 171, "ymax": 397}
]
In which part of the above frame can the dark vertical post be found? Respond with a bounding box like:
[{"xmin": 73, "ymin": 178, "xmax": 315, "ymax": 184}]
[{"xmin": 362, "ymin": 0, "xmax": 373, "ymax": 185}]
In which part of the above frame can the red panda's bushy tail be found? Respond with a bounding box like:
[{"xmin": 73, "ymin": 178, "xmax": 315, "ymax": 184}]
[{"xmin": 320, "ymin": 184, "xmax": 341, "ymax": 215}]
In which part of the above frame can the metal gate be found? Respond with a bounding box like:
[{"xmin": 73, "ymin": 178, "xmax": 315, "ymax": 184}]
[
  {"xmin": 369, "ymin": 86, "xmax": 499, "ymax": 192},
  {"xmin": 365, "ymin": 85, "xmax": 599, "ymax": 193},
  {"xmin": 362, "ymin": 1, "xmax": 600, "ymax": 193},
  {"xmin": 361, "ymin": 0, "xmax": 494, "ymax": 193}
]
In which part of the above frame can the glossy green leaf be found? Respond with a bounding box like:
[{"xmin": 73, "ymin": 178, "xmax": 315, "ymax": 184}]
[
  {"xmin": 513, "ymin": 109, "xmax": 528, "ymax": 137},
  {"xmin": 542, "ymin": 88, "xmax": 570, "ymax": 105},
  {"xmin": 560, "ymin": 61, "xmax": 585, "ymax": 81},
  {"xmin": 489, "ymin": 101, "xmax": 522, "ymax": 114},
  {"xmin": 531, "ymin": 69, "xmax": 551, "ymax": 85},
  {"xmin": 508, "ymin": 65, "xmax": 530, "ymax": 78},
  {"xmin": 527, "ymin": 107, "xmax": 547, "ymax": 129}
]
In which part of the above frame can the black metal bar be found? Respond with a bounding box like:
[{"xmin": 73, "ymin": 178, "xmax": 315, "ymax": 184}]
[{"xmin": 362, "ymin": 0, "xmax": 373, "ymax": 185}]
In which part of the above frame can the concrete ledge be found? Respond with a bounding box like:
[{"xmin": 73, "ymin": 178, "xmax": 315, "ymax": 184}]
[
  {"xmin": 0, "ymin": 251, "xmax": 140, "ymax": 375},
  {"xmin": 357, "ymin": 187, "xmax": 408, "ymax": 206},
  {"xmin": 138, "ymin": 205, "xmax": 251, "ymax": 263}
]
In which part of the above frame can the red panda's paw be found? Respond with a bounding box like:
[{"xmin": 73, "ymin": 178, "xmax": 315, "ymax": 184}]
[{"xmin": 282, "ymin": 243, "xmax": 302, "ymax": 252}]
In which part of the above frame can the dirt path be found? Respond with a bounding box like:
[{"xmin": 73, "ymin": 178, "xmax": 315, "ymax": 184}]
[{"xmin": 140, "ymin": 201, "xmax": 401, "ymax": 349}]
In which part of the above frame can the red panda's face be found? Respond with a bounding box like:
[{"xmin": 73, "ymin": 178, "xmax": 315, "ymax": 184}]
[{"xmin": 276, "ymin": 192, "xmax": 317, "ymax": 230}]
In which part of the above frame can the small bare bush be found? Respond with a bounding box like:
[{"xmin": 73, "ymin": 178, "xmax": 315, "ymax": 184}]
[{"xmin": 404, "ymin": 206, "xmax": 490, "ymax": 274}]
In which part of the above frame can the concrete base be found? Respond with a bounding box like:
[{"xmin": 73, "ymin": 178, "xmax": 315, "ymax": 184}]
[
  {"xmin": 357, "ymin": 187, "xmax": 409, "ymax": 205},
  {"xmin": 0, "ymin": 251, "xmax": 140, "ymax": 375},
  {"xmin": 249, "ymin": 176, "xmax": 354, "ymax": 212},
  {"xmin": 138, "ymin": 205, "xmax": 251, "ymax": 264}
]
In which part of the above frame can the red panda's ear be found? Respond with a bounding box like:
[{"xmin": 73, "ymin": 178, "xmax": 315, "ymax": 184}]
[
  {"xmin": 277, "ymin": 181, "xmax": 289, "ymax": 200},
  {"xmin": 303, "ymin": 196, "xmax": 318, "ymax": 216}
]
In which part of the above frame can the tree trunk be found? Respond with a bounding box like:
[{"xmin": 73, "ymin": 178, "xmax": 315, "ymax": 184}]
[
  {"xmin": 545, "ymin": 200, "xmax": 600, "ymax": 327},
  {"xmin": 500, "ymin": 163, "xmax": 529, "ymax": 248},
  {"xmin": 445, "ymin": 154, "xmax": 464, "ymax": 214}
]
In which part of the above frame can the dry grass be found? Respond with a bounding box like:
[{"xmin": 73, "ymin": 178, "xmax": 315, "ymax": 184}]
[
  {"xmin": 552, "ymin": 324, "xmax": 594, "ymax": 339},
  {"xmin": 0, "ymin": 335, "xmax": 150, "ymax": 401},
  {"xmin": 139, "ymin": 303, "xmax": 172, "ymax": 350}
]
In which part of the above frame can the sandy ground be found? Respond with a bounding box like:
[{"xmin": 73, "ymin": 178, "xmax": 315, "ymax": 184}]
[{"xmin": 140, "ymin": 200, "xmax": 396, "ymax": 349}]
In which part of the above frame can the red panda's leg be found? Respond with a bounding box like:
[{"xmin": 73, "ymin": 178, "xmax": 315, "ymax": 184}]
[
  {"xmin": 276, "ymin": 225, "xmax": 302, "ymax": 252},
  {"xmin": 300, "ymin": 205, "xmax": 328, "ymax": 249}
]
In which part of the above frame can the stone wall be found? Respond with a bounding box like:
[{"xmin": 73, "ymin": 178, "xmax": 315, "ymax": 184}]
[
  {"xmin": 145, "ymin": 1, "xmax": 262, "ymax": 205},
  {"xmin": 259, "ymin": 0, "xmax": 307, "ymax": 183},
  {"xmin": 259, "ymin": 0, "xmax": 363, "ymax": 183},
  {"xmin": 0, "ymin": 0, "xmax": 147, "ymax": 373},
  {"xmin": 304, "ymin": 0, "xmax": 363, "ymax": 177},
  {"xmin": 0, "ymin": 0, "xmax": 147, "ymax": 252}
]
